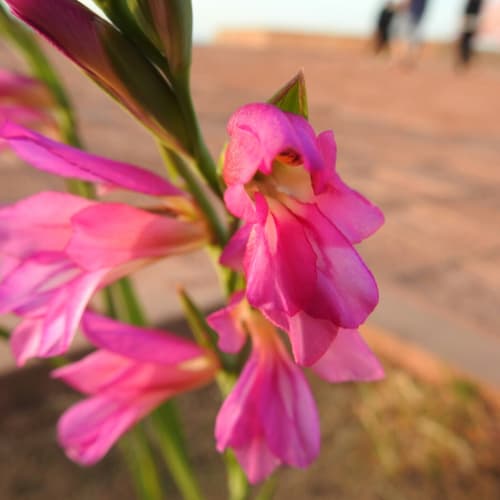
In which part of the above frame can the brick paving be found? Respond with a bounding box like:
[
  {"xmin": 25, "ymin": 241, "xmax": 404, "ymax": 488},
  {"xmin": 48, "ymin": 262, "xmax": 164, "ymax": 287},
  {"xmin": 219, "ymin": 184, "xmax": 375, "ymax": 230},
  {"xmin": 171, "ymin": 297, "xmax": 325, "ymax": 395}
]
[{"xmin": 1, "ymin": 38, "xmax": 499, "ymax": 384}]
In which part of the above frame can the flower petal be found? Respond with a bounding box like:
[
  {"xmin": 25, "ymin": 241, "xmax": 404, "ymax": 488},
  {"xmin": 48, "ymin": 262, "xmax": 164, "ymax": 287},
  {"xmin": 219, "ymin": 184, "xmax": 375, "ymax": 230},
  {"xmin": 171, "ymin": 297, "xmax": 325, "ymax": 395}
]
[
  {"xmin": 0, "ymin": 122, "xmax": 183, "ymax": 196},
  {"xmin": 0, "ymin": 253, "xmax": 72, "ymax": 314},
  {"xmin": 223, "ymin": 184, "xmax": 257, "ymax": 221},
  {"xmin": 52, "ymin": 349, "xmax": 133, "ymax": 395},
  {"xmin": 224, "ymin": 103, "xmax": 322, "ymax": 185},
  {"xmin": 206, "ymin": 292, "xmax": 247, "ymax": 354},
  {"xmin": 0, "ymin": 191, "xmax": 91, "ymax": 257},
  {"xmin": 0, "ymin": 70, "xmax": 52, "ymax": 107},
  {"xmin": 234, "ymin": 437, "xmax": 281, "ymax": 484},
  {"xmin": 219, "ymin": 223, "xmax": 251, "ymax": 272},
  {"xmin": 311, "ymin": 328, "xmax": 384, "ymax": 382},
  {"xmin": 293, "ymin": 201, "xmax": 379, "ymax": 328},
  {"xmin": 262, "ymin": 349, "xmax": 320, "ymax": 468},
  {"xmin": 286, "ymin": 311, "xmax": 338, "ymax": 366},
  {"xmin": 10, "ymin": 316, "xmax": 43, "ymax": 367},
  {"xmin": 57, "ymin": 394, "xmax": 154, "ymax": 465},
  {"xmin": 215, "ymin": 335, "xmax": 320, "ymax": 483},
  {"xmin": 82, "ymin": 312, "xmax": 205, "ymax": 365},
  {"xmin": 314, "ymin": 131, "xmax": 384, "ymax": 243},
  {"xmin": 66, "ymin": 203, "xmax": 206, "ymax": 270},
  {"xmin": 37, "ymin": 270, "xmax": 106, "ymax": 358}
]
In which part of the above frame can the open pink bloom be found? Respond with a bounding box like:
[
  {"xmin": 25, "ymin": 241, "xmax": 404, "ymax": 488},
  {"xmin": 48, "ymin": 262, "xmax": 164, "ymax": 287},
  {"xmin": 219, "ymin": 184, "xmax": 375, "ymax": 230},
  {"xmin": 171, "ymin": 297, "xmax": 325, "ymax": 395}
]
[
  {"xmin": 211, "ymin": 305, "xmax": 320, "ymax": 483},
  {"xmin": 0, "ymin": 123, "xmax": 208, "ymax": 365},
  {"xmin": 0, "ymin": 70, "xmax": 56, "ymax": 135},
  {"xmin": 208, "ymin": 295, "xmax": 383, "ymax": 483},
  {"xmin": 221, "ymin": 103, "xmax": 384, "ymax": 366},
  {"xmin": 53, "ymin": 312, "xmax": 218, "ymax": 465}
]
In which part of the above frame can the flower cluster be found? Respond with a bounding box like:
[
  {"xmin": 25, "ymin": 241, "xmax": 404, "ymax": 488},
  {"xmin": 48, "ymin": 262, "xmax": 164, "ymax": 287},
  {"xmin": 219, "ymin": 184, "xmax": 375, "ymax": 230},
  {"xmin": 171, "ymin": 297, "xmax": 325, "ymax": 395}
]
[
  {"xmin": 0, "ymin": 0, "xmax": 385, "ymax": 489},
  {"xmin": 0, "ymin": 102, "xmax": 383, "ymax": 483}
]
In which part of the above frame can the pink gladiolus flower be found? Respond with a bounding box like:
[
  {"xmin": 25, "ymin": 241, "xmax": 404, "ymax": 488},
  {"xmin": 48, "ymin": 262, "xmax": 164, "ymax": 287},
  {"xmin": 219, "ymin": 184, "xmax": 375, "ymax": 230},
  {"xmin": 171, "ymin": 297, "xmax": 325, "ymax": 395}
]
[
  {"xmin": 0, "ymin": 70, "xmax": 56, "ymax": 135},
  {"xmin": 0, "ymin": 123, "xmax": 208, "ymax": 365},
  {"xmin": 211, "ymin": 303, "xmax": 320, "ymax": 483},
  {"xmin": 220, "ymin": 103, "xmax": 384, "ymax": 366},
  {"xmin": 0, "ymin": 70, "xmax": 52, "ymax": 107},
  {"xmin": 53, "ymin": 312, "xmax": 219, "ymax": 465},
  {"xmin": 207, "ymin": 295, "xmax": 383, "ymax": 482}
]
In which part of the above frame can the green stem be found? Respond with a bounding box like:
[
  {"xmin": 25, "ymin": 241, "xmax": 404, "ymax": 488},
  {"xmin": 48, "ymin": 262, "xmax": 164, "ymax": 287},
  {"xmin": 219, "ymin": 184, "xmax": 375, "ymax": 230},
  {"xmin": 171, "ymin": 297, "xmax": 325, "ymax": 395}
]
[
  {"xmin": 150, "ymin": 403, "xmax": 204, "ymax": 500},
  {"xmin": 120, "ymin": 425, "xmax": 164, "ymax": 500},
  {"xmin": 106, "ymin": 278, "xmax": 146, "ymax": 326},
  {"xmin": 0, "ymin": 326, "xmax": 9, "ymax": 340},
  {"xmin": 224, "ymin": 451, "xmax": 251, "ymax": 500},
  {"xmin": 255, "ymin": 474, "xmax": 279, "ymax": 500},
  {"xmin": 158, "ymin": 144, "xmax": 227, "ymax": 246},
  {"xmin": 171, "ymin": 72, "xmax": 222, "ymax": 198}
]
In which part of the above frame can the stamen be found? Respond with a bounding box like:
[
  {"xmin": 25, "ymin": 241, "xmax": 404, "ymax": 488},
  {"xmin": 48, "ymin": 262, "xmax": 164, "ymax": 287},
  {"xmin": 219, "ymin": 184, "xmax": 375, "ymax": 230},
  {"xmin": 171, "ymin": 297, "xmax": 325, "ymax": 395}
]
[{"xmin": 276, "ymin": 149, "xmax": 302, "ymax": 166}]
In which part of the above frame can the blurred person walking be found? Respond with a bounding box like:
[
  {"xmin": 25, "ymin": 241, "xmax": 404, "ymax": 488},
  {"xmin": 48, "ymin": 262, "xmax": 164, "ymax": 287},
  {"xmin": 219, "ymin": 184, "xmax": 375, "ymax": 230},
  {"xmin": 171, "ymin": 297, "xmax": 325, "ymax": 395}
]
[
  {"xmin": 401, "ymin": 0, "xmax": 431, "ymax": 66},
  {"xmin": 374, "ymin": 2, "xmax": 400, "ymax": 54},
  {"xmin": 374, "ymin": 1, "xmax": 411, "ymax": 54},
  {"xmin": 457, "ymin": 0, "xmax": 485, "ymax": 66}
]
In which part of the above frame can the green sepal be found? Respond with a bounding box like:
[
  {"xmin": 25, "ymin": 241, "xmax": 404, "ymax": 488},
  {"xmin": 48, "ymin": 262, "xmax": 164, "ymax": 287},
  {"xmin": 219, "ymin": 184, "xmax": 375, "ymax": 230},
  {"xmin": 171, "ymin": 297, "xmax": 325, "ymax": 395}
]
[{"xmin": 269, "ymin": 70, "xmax": 309, "ymax": 119}]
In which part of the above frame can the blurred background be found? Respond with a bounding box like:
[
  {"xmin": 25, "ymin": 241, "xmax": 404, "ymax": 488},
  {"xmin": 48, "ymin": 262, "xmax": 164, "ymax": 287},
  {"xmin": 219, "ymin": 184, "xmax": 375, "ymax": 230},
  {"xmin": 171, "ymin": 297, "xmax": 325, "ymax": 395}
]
[{"xmin": 1, "ymin": 1, "xmax": 500, "ymax": 499}]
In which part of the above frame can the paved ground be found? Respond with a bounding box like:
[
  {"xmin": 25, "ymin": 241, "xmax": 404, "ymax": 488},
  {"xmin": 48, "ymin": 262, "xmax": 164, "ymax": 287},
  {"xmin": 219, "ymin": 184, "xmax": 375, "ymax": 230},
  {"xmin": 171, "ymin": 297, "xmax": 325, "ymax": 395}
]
[{"xmin": 1, "ymin": 37, "xmax": 499, "ymax": 385}]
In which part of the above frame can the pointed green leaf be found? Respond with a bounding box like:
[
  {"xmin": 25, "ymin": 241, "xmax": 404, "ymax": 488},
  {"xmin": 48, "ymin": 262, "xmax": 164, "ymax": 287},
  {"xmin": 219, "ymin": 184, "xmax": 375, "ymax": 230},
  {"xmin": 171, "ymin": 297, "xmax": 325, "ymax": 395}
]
[
  {"xmin": 177, "ymin": 287, "xmax": 219, "ymax": 350},
  {"xmin": 120, "ymin": 425, "xmax": 165, "ymax": 500},
  {"xmin": 269, "ymin": 70, "xmax": 309, "ymax": 118},
  {"xmin": 148, "ymin": 403, "xmax": 204, "ymax": 500}
]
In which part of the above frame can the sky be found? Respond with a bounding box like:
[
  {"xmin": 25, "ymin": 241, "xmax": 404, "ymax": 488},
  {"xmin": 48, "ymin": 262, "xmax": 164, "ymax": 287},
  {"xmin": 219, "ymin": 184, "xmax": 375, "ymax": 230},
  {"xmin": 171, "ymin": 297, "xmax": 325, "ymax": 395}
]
[{"xmin": 79, "ymin": 0, "xmax": 495, "ymax": 46}]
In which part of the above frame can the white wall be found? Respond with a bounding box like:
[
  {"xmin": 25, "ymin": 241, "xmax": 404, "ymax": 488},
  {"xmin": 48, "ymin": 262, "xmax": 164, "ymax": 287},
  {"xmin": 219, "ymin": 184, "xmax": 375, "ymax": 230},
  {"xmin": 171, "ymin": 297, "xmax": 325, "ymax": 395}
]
[{"xmin": 78, "ymin": 0, "xmax": 494, "ymax": 46}]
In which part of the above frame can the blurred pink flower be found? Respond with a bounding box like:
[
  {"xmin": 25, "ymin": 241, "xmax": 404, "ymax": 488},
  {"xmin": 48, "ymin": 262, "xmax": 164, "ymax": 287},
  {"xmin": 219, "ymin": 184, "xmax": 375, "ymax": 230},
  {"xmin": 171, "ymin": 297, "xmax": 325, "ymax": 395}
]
[
  {"xmin": 0, "ymin": 123, "xmax": 208, "ymax": 365},
  {"xmin": 0, "ymin": 70, "xmax": 56, "ymax": 135},
  {"xmin": 221, "ymin": 103, "xmax": 384, "ymax": 366},
  {"xmin": 208, "ymin": 295, "xmax": 383, "ymax": 482},
  {"xmin": 53, "ymin": 312, "xmax": 218, "ymax": 465}
]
